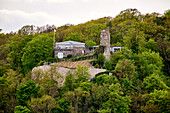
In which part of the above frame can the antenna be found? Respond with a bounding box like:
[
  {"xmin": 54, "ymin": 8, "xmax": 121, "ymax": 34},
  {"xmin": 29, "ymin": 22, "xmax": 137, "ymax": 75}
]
[{"xmin": 53, "ymin": 29, "xmax": 56, "ymax": 47}]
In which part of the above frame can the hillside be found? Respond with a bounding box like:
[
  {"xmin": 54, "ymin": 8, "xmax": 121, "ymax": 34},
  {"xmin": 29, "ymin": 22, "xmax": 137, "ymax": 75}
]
[{"xmin": 0, "ymin": 8, "xmax": 170, "ymax": 113}]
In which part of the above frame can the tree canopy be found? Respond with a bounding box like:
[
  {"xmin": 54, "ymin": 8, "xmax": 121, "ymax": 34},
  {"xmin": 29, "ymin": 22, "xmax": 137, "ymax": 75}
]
[{"xmin": 0, "ymin": 8, "xmax": 169, "ymax": 113}]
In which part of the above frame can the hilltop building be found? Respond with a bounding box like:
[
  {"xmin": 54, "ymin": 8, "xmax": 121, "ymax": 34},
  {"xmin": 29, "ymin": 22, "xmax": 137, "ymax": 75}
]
[
  {"xmin": 54, "ymin": 41, "xmax": 91, "ymax": 58},
  {"xmin": 54, "ymin": 30, "xmax": 122, "ymax": 58}
]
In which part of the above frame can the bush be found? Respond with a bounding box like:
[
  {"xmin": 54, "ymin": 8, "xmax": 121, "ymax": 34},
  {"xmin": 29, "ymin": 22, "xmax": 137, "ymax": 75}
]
[
  {"xmin": 94, "ymin": 71, "xmax": 111, "ymax": 77},
  {"xmin": 47, "ymin": 57, "xmax": 56, "ymax": 63},
  {"xmin": 94, "ymin": 45, "xmax": 105, "ymax": 56},
  {"xmin": 56, "ymin": 57, "xmax": 58, "ymax": 61},
  {"xmin": 14, "ymin": 105, "xmax": 31, "ymax": 113},
  {"xmin": 104, "ymin": 60, "xmax": 113, "ymax": 70},
  {"xmin": 98, "ymin": 53, "xmax": 105, "ymax": 67},
  {"xmin": 36, "ymin": 60, "xmax": 45, "ymax": 66},
  {"xmin": 85, "ymin": 40, "xmax": 97, "ymax": 47},
  {"xmin": 67, "ymin": 54, "xmax": 72, "ymax": 58},
  {"xmin": 94, "ymin": 64, "xmax": 99, "ymax": 68},
  {"xmin": 90, "ymin": 60, "xmax": 98, "ymax": 66}
]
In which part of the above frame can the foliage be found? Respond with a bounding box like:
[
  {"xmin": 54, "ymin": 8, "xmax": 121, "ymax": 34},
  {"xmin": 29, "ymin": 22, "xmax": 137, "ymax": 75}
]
[
  {"xmin": 104, "ymin": 60, "xmax": 113, "ymax": 70},
  {"xmin": 110, "ymin": 47, "xmax": 133, "ymax": 67},
  {"xmin": 85, "ymin": 40, "xmax": 97, "ymax": 47},
  {"xmin": 115, "ymin": 59, "xmax": 136, "ymax": 80},
  {"xmin": 22, "ymin": 34, "xmax": 53, "ymax": 74},
  {"xmin": 32, "ymin": 65, "xmax": 63, "ymax": 97},
  {"xmin": 75, "ymin": 65, "xmax": 91, "ymax": 83},
  {"xmin": 36, "ymin": 60, "xmax": 45, "ymax": 66},
  {"xmin": 14, "ymin": 105, "xmax": 31, "ymax": 113},
  {"xmin": 0, "ymin": 76, "xmax": 10, "ymax": 109},
  {"xmin": 67, "ymin": 54, "xmax": 72, "ymax": 58},
  {"xmin": 123, "ymin": 28, "xmax": 146, "ymax": 53},
  {"xmin": 97, "ymin": 53, "xmax": 105, "ymax": 67},
  {"xmin": 0, "ymin": 60, "xmax": 10, "ymax": 77},
  {"xmin": 63, "ymin": 73, "xmax": 75, "ymax": 91},
  {"xmin": 145, "ymin": 39, "xmax": 159, "ymax": 52},
  {"xmin": 90, "ymin": 59, "xmax": 98, "ymax": 66},
  {"xmin": 100, "ymin": 83, "xmax": 132, "ymax": 112},
  {"xmin": 0, "ymin": 8, "xmax": 169, "ymax": 112},
  {"xmin": 64, "ymin": 32, "xmax": 83, "ymax": 42},
  {"xmin": 66, "ymin": 87, "xmax": 90, "ymax": 113},
  {"xmin": 16, "ymin": 80, "xmax": 39, "ymax": 105},
  {"xmin": 143, "ymin": 73, "xmax": 169, "ymax": 93},
  {"xmin": 93, "ymin": 74, "xmax": 119, "ymax": 85},
  {"xmin": 142, "ymin": 90, "xmax": 170, "ymax": 113},
  {"xmin": 94, "ymin": 63, "xmax": 99, "ymax": 68},
  {"xmin": 47, "ymin": 57, "xmax": 56, "ymax": 63},
  {"xmin": 27, "ymin": 95, "xmax": 57, "ymax": 113},
  {"xmin": 136, "ymin": 51, "xmax": 164, "ymax": 79}
]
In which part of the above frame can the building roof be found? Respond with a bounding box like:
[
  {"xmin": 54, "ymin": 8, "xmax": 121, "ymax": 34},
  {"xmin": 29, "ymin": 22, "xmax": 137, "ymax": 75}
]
[{"xmin": 56, "ymin": 41, "xmax": 85, "ymax": 45}]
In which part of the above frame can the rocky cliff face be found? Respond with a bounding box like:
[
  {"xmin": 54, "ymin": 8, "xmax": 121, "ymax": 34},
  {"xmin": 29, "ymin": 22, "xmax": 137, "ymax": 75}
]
[{"xmin": 32, "ymin": 64, "xmax": 106, "ymax": 84}]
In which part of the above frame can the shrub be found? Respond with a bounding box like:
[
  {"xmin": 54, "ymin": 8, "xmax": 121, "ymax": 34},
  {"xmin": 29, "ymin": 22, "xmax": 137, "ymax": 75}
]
[
  {"xmin": 90, "ymin": 60, "xmax": 98, "ymax": 66},
  {"xmin": 98, "ymin": 53, "xmax": 105, "ymax": 67},
  {"xmin": 67, "ymin": 54, "xmax": 72, "ymax": 58},
  {"xmin": 94, "ymin": 71, "xmax": 111, "ymax": 77},
  {"xmin": 14, "ymin": 105, "xmax": 31, "ymax": 113},
  {"xmin": 104, "ymin": 60, "xmax": 113, "ymax": 70},
  {"xmin": 36, "ymin": 60, "xmax": 45, "ymax": 66},
  {"xmin": 94, "ymin": 64, "xmax": 99, "ymax": 68},
  {"xmin": 47, "ymin": 57, "xmax": 56, "ymax": 63}
]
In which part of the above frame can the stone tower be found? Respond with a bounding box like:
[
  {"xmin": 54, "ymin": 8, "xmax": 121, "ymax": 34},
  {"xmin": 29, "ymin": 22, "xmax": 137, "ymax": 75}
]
[{"xmin": 100, "ymin": 29, "xmax": 110, "ymax": 60}]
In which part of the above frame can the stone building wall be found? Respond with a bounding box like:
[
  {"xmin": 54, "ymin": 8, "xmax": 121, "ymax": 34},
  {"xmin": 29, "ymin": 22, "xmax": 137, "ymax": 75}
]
[
  {"xmin": 100, "ymin": 29, "xmax": 110, "ymax": 60},
  {"xmin": 54, "ymin": 47, "xmax": 91, "ymax": 58},
  {"xmin": 54, "ymin": 49, "xmax": 73, "ymax": 58},
  {"xmin": 72, "ymin": 47, "xmax": 91, "ymax": 56}
]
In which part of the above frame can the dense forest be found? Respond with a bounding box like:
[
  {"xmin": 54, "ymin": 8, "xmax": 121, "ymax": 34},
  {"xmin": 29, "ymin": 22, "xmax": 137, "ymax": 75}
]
[{"xmin": 0, "ymin": 8, "xmax": 170, "ymax": 113}]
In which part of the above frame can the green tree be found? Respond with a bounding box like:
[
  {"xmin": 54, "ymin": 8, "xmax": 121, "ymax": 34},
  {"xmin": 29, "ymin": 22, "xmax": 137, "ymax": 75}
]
[
  {"xmin": 22, "ymin": 34, "xmax": 53, "ymax": 74},
  {"xmin": 142, "ymin": 90, "xmax": 170, "ymax": 113},
  {"xmin": 64, "ymin": 32, "xmax": 83, "ymax": 42},
  {"xmin": 85, "ymin": 40, "xmax": 96, "ymax": 47},
  {"xmin": 104, "ymin": 60, "xmax": 113, "ymax": 70},
  {"xmin": 91, "ymin": 83, "xmax": 108, "ymax": 112},
  {"xmin": 115, "ymin": 8, "xmax": 141, "ymax": 21},
  {"xmin": 110, "ymin": 47, "xmax": 133, "ymax": 67},
  {"xmin": 98, "ymin": 53, "xmax": 105, "ymax": 67},
  {"xmin": 123, "ymin": 28, "xmax": 146, "ymax": 53},
  {"xmin": 100, "ymin": 83, "xmax": 131, "ymax": 113},
  {"xmin": 16, "ymin": 80, "xmax": 39, "ymax": 105},
  {"xmin": 66, "ymin": 87, "xmax": 90, "ymax": 113},
  {"xmin": 0, "ymin": 76, "xmax": 10, "ymax": 111},
  {"xmin": 75, "ymin": 65, "xmax": 91, "ymax": 83},
  {"xmin": 0, "ymin": 69, "xmax": 24, "ymax": 112},
  {"xmin": 27, "ymin": 95, "xmax": 57, "ymax": 113},
  {"xmin": 143, "ymin": 73, "xmax": 169, "ymax": 93},
  {"xmin": 114, "ymin": 59, "xmax": 136, "ymax": 80},
  {"xmin": 18, "ymin": 25, "xmax": 35, "ymax": 36},
  {"xmin": 145, "ymin": 39, "xmax": 159, "ymax": 52},
  {"xmin": 84, "ymin": 23, "xmax": 106, "ymax": 43},
  {"xmin": 7, "ymin": 35, "xmax": 23, "ymax": 70},
  {"xmin": 14, "ymin": 105, "xmax": 31, "ymax": 113},
  {"xmin": 0, "ymin": 60, "xmax": 10, "ymax": 77},
  {"xmin": 63, "ymin": 73, "xmax": 75, "ymax": 91},
  {"xmin": 32, "ymin": 65, "xmax": 63, "ymax": 97},
  {"xmin": 164, "ymin": 9, "xmax": 170, "ymax": 16},
  {"xmin": 136, "ymin": 51, "xmax": 164, "ymax": 79},
  {"xmin": 93, "ymin": 74, "xmax": 119, "ymax": 85},
  {"xmin": 6, "ymin": 34, "xmax": 33, "ymax": 72}
]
